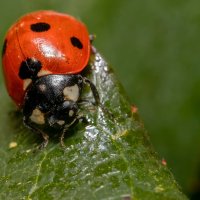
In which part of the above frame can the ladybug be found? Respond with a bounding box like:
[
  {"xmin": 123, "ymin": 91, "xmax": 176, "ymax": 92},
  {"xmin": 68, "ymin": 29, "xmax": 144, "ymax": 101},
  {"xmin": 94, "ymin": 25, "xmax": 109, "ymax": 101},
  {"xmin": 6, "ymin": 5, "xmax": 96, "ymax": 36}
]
[{"xmin": 2, "ymin": 10, "xmax": 100, "ymax": 148}]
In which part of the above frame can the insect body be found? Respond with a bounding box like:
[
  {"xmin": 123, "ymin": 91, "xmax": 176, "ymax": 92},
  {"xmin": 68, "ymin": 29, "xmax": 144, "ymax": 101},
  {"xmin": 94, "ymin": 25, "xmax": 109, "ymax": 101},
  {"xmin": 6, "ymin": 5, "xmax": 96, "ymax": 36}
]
[{"xmin": 2, "ymin": 10, "xmax": 99, "ymax": 148}]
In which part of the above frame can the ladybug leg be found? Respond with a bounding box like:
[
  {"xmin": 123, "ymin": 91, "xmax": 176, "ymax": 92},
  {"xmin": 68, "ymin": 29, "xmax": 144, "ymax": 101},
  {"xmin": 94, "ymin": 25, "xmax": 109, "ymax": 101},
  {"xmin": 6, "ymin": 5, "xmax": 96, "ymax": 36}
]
[
  {"xmin": 89, "ymin": 34, "xmax": 96, "ymax": 43},
  {"xmin": 38, "ymin": 133, "xmax": 49, "ymax": 150},
  {"xmin": 60, "ymin": 115, "xmax": 88, "ymax": 148},
  {"xmin": 23, "ymin": 116, "xmax": 49, "ymax": 149},
  {"xmin": 83, "ymin": 77, "xmax": 114, "ymax": 118},
  {"xmin": 83, "ymin": 77, "xmax": 100, "ymax": 106},
  {"xmin": 60, "ymin": 117, "xmax": 80, "ymax": 148},
  {"xmin": 89, "ymin": 34, "xmax": 97, "ymax": 53},
  {"xmin": 60, "ymin": 132, "xmax": 66, "ymax": 148},
  {"xmin": 78, "ymin": 99, "xmax": 96, "ymax": 107}
]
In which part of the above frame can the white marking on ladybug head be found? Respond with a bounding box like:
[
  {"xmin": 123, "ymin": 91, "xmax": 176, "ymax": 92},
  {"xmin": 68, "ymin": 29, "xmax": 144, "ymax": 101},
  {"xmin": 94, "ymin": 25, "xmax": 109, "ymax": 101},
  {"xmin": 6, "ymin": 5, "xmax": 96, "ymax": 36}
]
[
  {"xmin": 23, "ymin": 79, "xmax": 32, "ymax": 90},
  {"xmin": 39, "ymin": 84, "xmax": 46, "ymax": 92},
  {"xmin": 69, "ymin": 110, "xmax": 74, "ymax": 117},
  {"xmin": 63, "ymin": 84, "xmax": 79, "ymax": 102},
  {"xmin": 30, "ymin": 108, "xmax": 45, "ymax": 125},
  {"xmin": 57, "ymin": 120, "xmax": 65, "ymax": 126},
  {"xmin": 37, "ymin": 69, "xmax": 51, "ymax": 77}
]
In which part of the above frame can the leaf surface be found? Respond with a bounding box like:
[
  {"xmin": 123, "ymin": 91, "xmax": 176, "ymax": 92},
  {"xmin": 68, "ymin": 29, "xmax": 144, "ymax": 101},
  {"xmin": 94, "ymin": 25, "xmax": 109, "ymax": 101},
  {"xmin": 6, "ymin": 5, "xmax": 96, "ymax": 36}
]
[{"xmin": 0, "ymin": 52, "xmax": 187, "ymax": 200}]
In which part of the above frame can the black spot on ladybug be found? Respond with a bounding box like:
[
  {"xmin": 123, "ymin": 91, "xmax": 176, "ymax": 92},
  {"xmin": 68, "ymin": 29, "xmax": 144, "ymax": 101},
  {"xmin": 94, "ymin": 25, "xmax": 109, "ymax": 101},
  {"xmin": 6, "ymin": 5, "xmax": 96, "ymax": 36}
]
[
  {"xmin": 2, "ymin": 39, "xmax": 7, "ymax": 56},
  {"xmin": 70, "ymin": 37, "xmax": 83, "ymax": 49},
  {"xmin": 19, "ymin": 58, "xmax": 42, "ymax": 80},
  {"xmin": 30, "ymin": 22, "xmax": 50, "ymax": 32}
]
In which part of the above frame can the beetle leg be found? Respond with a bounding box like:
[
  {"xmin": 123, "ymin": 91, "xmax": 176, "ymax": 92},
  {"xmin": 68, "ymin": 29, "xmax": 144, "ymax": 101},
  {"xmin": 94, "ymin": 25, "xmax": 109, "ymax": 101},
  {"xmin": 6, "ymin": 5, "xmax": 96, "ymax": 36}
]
[
  {"xmin": 83, "ymin": 77, "xmax": 114, "ymax": 118},
  {"xmin": 78, "ymin": 99, "xmax": 97, "ymax": 109},
  {"xmin": 89, "ymin": 34, "xmax": 96, "ymax": 43},
  {"xmin": 60, "ymin": 115, "xmax": 87, "ymax": 148},
  {"xmin": 89, "ymin": 34, "xmax": 97, "ymax": 53},
  {"xmin": 60, "ymin": 131, "xmax": 66, "ymax": 148},
  {"xmin": 23, "ymin": 116, "xmax": 49, "ymax": 149},
  {"xmin": 60, "ymin": 118, "xmax": 78, "ymax": 148},
  {"xmin": 38, "ymin": 133, "xmax": 49, "ymax": 150},
  {"xmin": 83, "ymin": 77, "xmax": 100, "ymax": 106}
]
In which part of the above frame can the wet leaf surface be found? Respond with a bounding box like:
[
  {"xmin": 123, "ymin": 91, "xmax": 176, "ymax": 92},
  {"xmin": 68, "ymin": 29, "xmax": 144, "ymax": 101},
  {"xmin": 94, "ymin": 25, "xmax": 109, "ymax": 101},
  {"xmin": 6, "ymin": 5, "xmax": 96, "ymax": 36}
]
[{"xmin": 0, "ymin": 52, "xmax": 187, "ymax": 199}]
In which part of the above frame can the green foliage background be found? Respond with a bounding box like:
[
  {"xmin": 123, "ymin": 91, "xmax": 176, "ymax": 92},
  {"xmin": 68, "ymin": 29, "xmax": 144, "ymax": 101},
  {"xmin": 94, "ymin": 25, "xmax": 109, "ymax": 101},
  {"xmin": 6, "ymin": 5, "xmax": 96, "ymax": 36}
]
[{"xmin": 0, "ymin": 0, "xmax": 199, "ymax": 198}]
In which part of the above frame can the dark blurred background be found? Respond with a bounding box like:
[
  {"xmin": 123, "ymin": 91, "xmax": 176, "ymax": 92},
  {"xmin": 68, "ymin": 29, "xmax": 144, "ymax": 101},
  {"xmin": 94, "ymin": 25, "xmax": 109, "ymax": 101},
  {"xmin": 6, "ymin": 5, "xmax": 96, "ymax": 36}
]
[{"xmin": 0, "ymin": 0, "xmax": 199, "ymax": 198}]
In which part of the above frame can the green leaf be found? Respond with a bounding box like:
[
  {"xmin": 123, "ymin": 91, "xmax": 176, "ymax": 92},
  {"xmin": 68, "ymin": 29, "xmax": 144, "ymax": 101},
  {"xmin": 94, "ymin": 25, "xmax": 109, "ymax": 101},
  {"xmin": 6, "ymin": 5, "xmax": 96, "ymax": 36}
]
[{"xmin": 0, "ymin": 51, "xmax": 187, "ymax": 200}]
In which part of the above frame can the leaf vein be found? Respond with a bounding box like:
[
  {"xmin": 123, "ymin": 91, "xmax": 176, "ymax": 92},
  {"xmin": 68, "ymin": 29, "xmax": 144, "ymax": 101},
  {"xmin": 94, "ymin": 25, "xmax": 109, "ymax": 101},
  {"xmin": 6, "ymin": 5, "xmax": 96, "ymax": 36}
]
[{"xmin": 27, "ymin": 151, "xmax": 47, "ymax": 198}]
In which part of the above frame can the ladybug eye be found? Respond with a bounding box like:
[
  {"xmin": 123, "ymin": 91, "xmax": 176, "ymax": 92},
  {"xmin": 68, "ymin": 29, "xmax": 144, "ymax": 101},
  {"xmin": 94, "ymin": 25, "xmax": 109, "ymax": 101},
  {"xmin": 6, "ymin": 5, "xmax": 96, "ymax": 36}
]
[
  {"xmin": 19, "ymin": 58, "xmax": 42, "ymax": 80},
  {"xmin": 30, "ymin": 22, "xmax": 50, "ymax": 32},
  {"xmin": 2, "ymin": 39, "xmax": 7, "ymax": 56},
  {"xmin": 70, "ymin": 37, "xmax": 83, "ymax": 49}
]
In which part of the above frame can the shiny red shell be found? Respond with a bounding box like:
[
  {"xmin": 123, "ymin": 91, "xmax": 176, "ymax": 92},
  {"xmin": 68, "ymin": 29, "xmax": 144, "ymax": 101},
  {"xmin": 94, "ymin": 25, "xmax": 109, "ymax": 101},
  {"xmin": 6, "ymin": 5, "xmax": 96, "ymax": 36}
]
[{"xmin": 2, "ymin": 10, "xmax": 91, "ymax": 107}]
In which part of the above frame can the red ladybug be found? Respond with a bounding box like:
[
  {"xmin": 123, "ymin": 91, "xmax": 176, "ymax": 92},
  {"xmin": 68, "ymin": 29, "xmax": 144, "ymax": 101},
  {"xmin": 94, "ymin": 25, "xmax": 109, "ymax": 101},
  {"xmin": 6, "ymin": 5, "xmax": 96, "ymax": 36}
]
[{"xmin": 2, "ymin": 10, "xmax": 99, "ymax": 148}]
